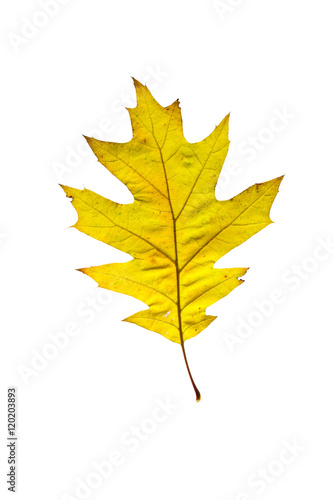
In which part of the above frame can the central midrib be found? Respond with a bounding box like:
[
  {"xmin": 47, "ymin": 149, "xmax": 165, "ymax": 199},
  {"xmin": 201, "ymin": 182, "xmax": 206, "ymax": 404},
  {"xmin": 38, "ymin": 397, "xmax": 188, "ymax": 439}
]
[
  {"xmin": 155, "ymin": 139, "xmax": 200, "ymax": 400},
  {"xmin": 154, "ymin": 139, "xmax": 182, "ymax": 344},
  {"xmin": 142, "ymin": 98, "xmax": 183, "ymax": 342},
  {"xmin": 141, "ymin": 91, "xmax": 200, "ymax": 400}
]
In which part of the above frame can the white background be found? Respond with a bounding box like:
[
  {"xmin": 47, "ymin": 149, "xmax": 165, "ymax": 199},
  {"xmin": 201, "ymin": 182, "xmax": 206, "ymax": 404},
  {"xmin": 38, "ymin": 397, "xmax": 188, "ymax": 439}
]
[{"xmin": 1, "ymin": 1, "xmax": 333, "ymax": 499}]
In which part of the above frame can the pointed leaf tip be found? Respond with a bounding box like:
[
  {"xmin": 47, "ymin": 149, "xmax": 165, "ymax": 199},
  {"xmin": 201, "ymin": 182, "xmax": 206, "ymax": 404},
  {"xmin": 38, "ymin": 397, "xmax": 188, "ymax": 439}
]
[{"xmin": 132, "ymin": 77, "xmax": 144, "ymax": 89}]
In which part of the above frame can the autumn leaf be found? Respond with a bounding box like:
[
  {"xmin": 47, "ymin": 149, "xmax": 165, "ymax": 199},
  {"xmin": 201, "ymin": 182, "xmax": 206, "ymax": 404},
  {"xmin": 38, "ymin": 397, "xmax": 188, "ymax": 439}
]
[{"xmin": 61, "ymin": 79, "xmax": 283, "ymax": 401}]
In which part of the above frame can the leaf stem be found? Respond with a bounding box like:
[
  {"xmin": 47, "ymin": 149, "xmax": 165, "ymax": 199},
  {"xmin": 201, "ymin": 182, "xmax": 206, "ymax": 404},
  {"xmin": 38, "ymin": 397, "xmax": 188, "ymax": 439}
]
[{"xmin": 180, "ymin": 340, "xmax": 201, "ymax": 402}]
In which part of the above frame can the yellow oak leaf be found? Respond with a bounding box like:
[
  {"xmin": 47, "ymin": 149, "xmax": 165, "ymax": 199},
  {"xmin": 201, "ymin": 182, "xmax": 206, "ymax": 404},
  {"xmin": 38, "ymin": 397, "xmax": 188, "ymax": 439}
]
[{"xmin": 61, "ymin": 79, "xmax": 283, "ymax": 401}]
